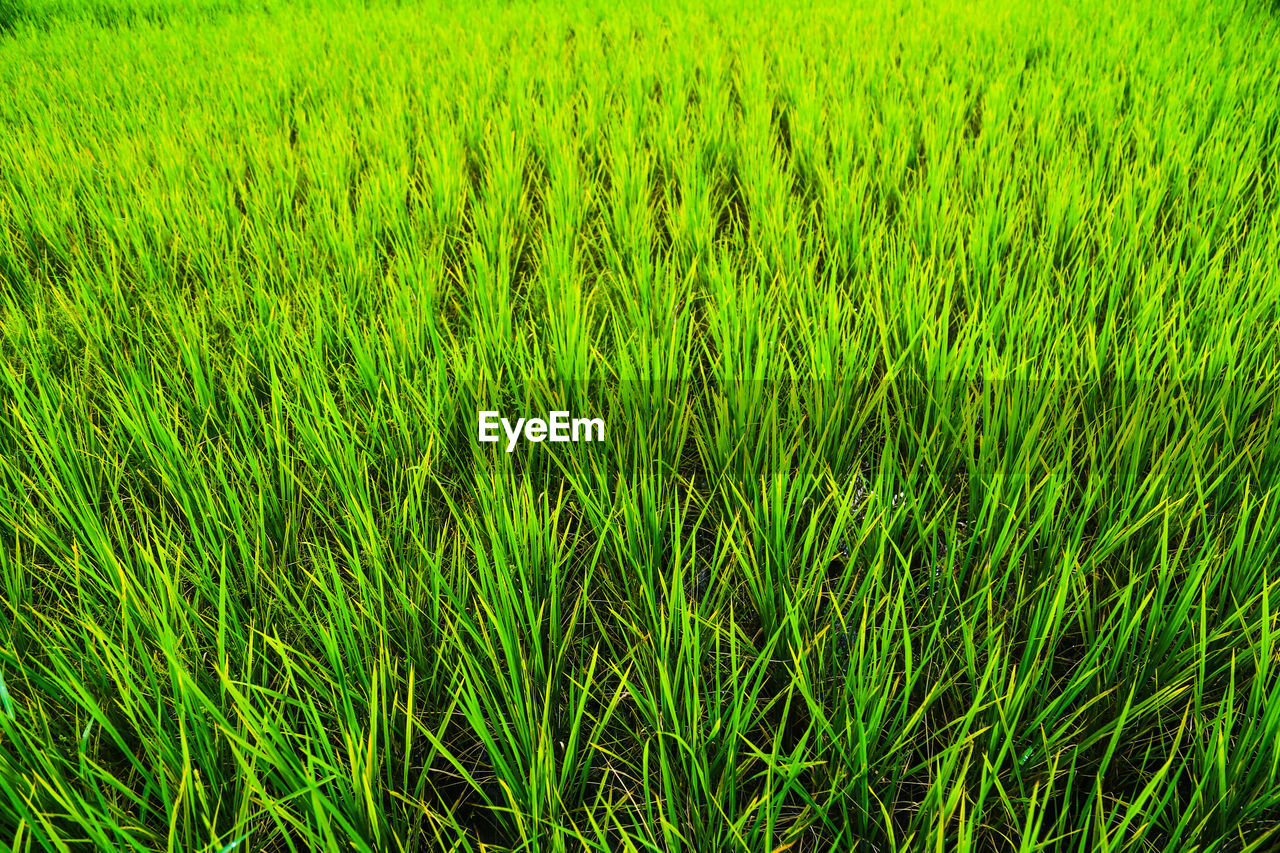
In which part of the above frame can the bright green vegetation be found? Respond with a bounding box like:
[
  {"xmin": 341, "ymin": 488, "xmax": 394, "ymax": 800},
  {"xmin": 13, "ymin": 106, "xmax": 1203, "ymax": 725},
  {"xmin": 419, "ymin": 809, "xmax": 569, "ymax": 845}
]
[{"xmin": 3, "ymin": 0, "xmax": 1280, "ymax": 850}]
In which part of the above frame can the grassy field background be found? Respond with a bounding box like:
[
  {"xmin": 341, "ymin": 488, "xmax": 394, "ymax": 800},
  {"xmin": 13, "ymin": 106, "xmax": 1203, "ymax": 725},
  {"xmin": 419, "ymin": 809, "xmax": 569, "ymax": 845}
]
[{"xmin": 3, "ymin": 0, "xmax": 1280, "ymax": 850}]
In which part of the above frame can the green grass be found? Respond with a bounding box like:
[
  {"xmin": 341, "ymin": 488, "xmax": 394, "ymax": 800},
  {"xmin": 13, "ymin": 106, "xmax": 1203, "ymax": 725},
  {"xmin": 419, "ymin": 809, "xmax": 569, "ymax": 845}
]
[{"xmin": 2, "ymin": 0, "xmax": 1280, "ymax": 850}]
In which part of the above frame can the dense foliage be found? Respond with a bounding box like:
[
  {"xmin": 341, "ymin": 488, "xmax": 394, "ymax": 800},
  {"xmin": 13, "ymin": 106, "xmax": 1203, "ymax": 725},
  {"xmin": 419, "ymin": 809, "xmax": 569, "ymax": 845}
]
[{"xmin": 2, "ymin": 0, "xmax": 1280, "ymax": 850}]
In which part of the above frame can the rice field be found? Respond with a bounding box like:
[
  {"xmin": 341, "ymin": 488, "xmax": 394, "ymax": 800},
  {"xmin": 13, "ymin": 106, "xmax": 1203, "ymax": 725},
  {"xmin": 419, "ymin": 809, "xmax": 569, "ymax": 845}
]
[{"xmin": 2, "ymin": 0, "xmax": 1280, "ymax": 850}]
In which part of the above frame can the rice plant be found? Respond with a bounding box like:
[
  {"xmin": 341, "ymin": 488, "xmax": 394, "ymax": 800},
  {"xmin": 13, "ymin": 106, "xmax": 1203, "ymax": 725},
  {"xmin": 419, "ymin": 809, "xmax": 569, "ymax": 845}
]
[{"xmin": 2, "ymin": 0, "xmax": 1280, "ymax": 850}]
